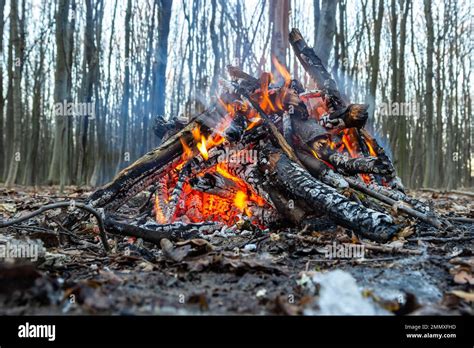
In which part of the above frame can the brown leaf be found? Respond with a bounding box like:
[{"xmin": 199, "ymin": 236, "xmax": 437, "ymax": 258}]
[
  {"xmin": 397, "ymin": 225, "xmax": 415, "ymax": 238},
  {"xmin": 160, "ymin": 238, "xmax": 192, "ymax": 262},
  {"xmin": 453, "ymin": 270, "xmax": 474, "ymax": 285},
  {"xmin": 450, "ymin": 290, "xmax": 474, "ymax": 302}
]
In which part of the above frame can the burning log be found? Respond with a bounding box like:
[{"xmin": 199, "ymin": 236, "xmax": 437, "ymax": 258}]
[
  {"xmin": 226, "ymin": 65, "xmax": 260, "ymax": 93},
  {"xmin": 260, "ymin": 145, "xmax": 399, "ymax": 242},
  {"xmin": 289, "ymin": 28, "xmax": 403, "ymax": 192},
  {"xmin": 312, "ymin": 138, "xmax": 393, "ymax": 176},
  {"xmin": 359, "ymin": 129, "xmax": 404, "ymax": 192},
  {"xmin": 190, "ymin": 172, "xmax": 240, "ymax": 199},
  {"xmin": 289, "ymin": 28, "xmax": 347, "ymax": 110},
  {"xmin": 86, "ymin": 106, "xmax": 229, "ymax": 212},
  {"xmin": 88, "ymin": 123, "xmax": 194, "ymax": 211},
  {"xmin": 294, "ymin": 149, "xmax": 349, "ymax": 189},
  {"xmin": 317, "ymin": 103, "xmax": 369, "ymax": 130}
]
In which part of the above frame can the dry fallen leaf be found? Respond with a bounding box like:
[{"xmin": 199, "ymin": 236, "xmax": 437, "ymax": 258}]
[
  {"xmin": 397, "ymin": 225, "xmax": 415, "ymax": 238},
  {"xmin": 450, "ymin": 290, "xmax": 474, "ymax": 302},
  {"xmin": 453, "ymin": 270, "xmax": 474, "ymax": 285},
  {"xmin": 0, "ymin": 203, "xmax": 16, "ymax": 214}
]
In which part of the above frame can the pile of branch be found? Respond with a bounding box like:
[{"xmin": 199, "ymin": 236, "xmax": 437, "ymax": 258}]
[{"xmin": 76, "ymin": 28, "xmax": 446, "ymax": 247}]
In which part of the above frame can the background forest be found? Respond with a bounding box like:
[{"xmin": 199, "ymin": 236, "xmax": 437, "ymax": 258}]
[{"xmin": 0, "ymin": 0, "xmax": 472, "ymax": 190}]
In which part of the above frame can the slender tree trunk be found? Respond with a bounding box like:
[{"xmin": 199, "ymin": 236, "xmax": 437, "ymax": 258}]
[
  {"xmin": 76, "ymin": 0, "xmax": 95, "ymax": 185},
  {"xmin": 91, "ymin": 0, "xmax": 116, "ymax": 186},
  {"xmin": 0, "ymin": 0, "xmax": 5, "ymax": 181},
  {"xmin": 367, "ymin": 0, "xmax": 384, "ymax": 123},
  {"xmin": 314, "ymin": 0, "xmax": 337, "ymax": 68},
  {"xmin": 313, "ymin": 0, "xmax": 320, "ymax": 47},
  {"xmin": 150, "ymin": 0, "xmax": 172, "ymax": 146},
  {"xmin": 116, "ymin": 0, "xmax": 132, "ymax": 172},
  {"xmin": 5, "ymin": 0, "xmax": 24, "ymax": 187},
  {"xmin": 140, "ymin": 1, "xmax": 156, "ymax": 156},
  {"xmin": 48, "ymin": 0, "xmax": 74, "ymax": 190},
  {"xmin": 269, "ymin": 0, "xmax": 290, "ymax": 74},
  {"xmin": 422, "ymin": 0, "xmax": 435, "ymax": 187},
  {"xmin": 24, "ymin": 44, "xmax": 44, "ymax": 186},
  {"xmin": 396, "ymin": 0, "xmax": 410, "ymax": 183},
  {"xmin": 209, "ymin": 0, "xmax": 220, "ymax": 95},
  {"xmin": 387, "ymin": 0, "xmax": 398, "ymax": 152},
  {"xmin": 434, "ymin": 8, "xmax": 447, "ymax": 188}
]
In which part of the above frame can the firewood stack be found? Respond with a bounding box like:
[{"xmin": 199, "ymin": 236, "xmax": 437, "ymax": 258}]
[{"xmin": 83, "ymin": 29, "xmax": 444, "ymax": 246}]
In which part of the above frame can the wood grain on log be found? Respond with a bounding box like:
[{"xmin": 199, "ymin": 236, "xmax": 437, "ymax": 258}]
[
  {"xmin": 104, "ymin": 217, "xmax": 222, "ymax": 245},
  {"xmin": 260, "ymin": 146, "xmax": 399, "ymax": 242}
]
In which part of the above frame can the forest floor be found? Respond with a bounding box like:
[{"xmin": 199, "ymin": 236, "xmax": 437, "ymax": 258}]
[{"xmin": 0, "ymin": 186, "xmax": 473, "ymax": 315}]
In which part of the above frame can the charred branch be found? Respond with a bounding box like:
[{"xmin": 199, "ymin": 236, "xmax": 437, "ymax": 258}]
[
  {"xmin": 260, "ymin": 146, "xmax": 399, "ymax": 242},
  {"xmin": 104, "ymin": 217, "xmax": 222, "ymax": 245}
]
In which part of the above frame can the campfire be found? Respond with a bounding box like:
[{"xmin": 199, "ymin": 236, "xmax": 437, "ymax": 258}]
[{"xmin": 79, "ymin": 29, "xmax": 444, "ymax": 247}]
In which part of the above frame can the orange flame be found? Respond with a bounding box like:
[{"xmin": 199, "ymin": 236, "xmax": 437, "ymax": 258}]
[
  {"xmin": 272, "ymin": 57, "xmax": 292, "ymax": 110},
  {"xmin": 180, "ymin": 137, "xmax": 193, "ymax": 160},
  {"xmin": 342, "ymin": 131, "xmax": 358, "ymax": 158},
  {"xmin": 260, "ymin": 72, "xmax": 276, "ymax": 113},
  {"xmin": 234, "ymin": 190, "xmax": 249, "ymax": 214},
  {"xmin": 364, "ymin": 137, "xmax": 378, "ymax": 157},
  {"xmin": 197, "ymin": 135, "xmax": 209, "ymax": 160}
]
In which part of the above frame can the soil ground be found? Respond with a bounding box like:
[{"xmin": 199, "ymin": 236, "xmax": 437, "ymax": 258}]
[{"xmin": 0, "ymin": 186, "xmax": 472, "ymax": 315}]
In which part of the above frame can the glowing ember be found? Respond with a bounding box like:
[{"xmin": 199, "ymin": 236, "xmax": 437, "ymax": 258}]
[{"xmin": 154, "ymin": 193, "xmax": 167, "ymax": 224}]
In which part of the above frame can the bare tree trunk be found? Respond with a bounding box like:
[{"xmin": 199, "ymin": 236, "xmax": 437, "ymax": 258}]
[
  {"xmin": 150, "ymin": 0, "xmax": 172, "ymax": 141},
  {"xmin": 367, "ymin": 0, "xmax": 384, "ymax": 123},
  {"xmin": 91, "ymin": 0, "xmax": 116, "ymax": 186},
  {"xmin": 209, "ymin": 0, "xmax": 220, "ymax": 94},
  {"xmin": 24, "ymin": 41, "xmax": 44, "ymax": 186},
  {"xmin": 48, "ymin": 0, "xmax": 74, "ymax": 190},
  {"xmin": 422, "ymin": 0, "xmax": 435, "ymax": 187},
  {"xmin": 387, "ymin": 0, "xmax": 398, "ymax": 153},
  {"xmin": 314, "ymin": 0, "xmax": 337, "ymax": 68},
  {"xmin": 5, "ymin": 0, "xmax": 24, "ymax": 187},
  {"xmin": 313, "ymin": 0, "xmax": 320, "ymax": 47},
  {"xmin": 140, "ymin": 1, "xmax": 156, "ymax": 156},
  {"xmin": 76, "ymin": 0, "xmax": 95, "ymax": 185},
  {"xmin": 434, "ymin": 8, "xmax": 447, "ymax": 188},
  {"xmin": 0, "ymin": 0, "xmax": 5, "ymax": 181},
  {"xmin": 396, "ymin": 0, "xmax": 410, "ymax": 183},
  {"xmin": 269, "ymin": 0, "xmax": 290, "ymax": 74},
  {"xmin": 116, "ymin": 0, "xmax": 132, "ymax": 173}
]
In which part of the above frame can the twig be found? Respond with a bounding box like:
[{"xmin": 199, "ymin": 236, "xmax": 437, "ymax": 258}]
[
  {"xmin": 0, "ymin": 202, "xmax": 110, "ymax": 252},
  {"xmin": 419, "ymin": 188, "xmax": 474, "ymax": 198},
  {"xmin": 408, "ymin": 236, "xmax": 474, "ymax": 242},
  {"xmin": 345, "ymin": 177, "xmax": 445, "ymax": 229},
  {"xmin": 448, "ymin": 217, "xmax": 474, "ymax": 224},
  {"xmin": 361, "ymin": 242, "xmax": 423, "ymax": 255}
]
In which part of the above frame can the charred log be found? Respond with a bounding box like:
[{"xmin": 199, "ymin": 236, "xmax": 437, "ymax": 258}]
[
  {"xmin": 104, "ymin": 217, "xmax": 222, "ymax": 245},
  {"xmin": 260, "ymin": 146, "xmax": 399, "ymax": 242},
  {"xmin": 190, "ymin": 172, "xmax": 240, "ymax": 199},
  {"xmin": 289, "ymin": 28, "xmax": 347, "ymax": 110},
  {"xmin": 318, "ymin": 104, "xmax": 369, "ymax": 130}
]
